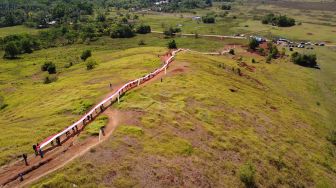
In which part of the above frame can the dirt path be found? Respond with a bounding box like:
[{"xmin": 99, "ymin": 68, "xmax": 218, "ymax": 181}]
[{"xmin": 0, "ymin": 52, "xmax": 182, "ymax": 188}]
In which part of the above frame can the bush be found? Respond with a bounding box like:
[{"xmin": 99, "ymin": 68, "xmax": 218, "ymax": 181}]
[
  {"xmin": 3, "ymin": 42, "xmax": 19, "ymax": 59},
  {"xmin": 248, "ymin": 38, "xmax": 259, "ymax": 50},
  {"xmin": 110, "ymin": 24, "xmax": 135, "ymax": 38},
  {"xmin": 163, "ymin": 27, "xmax": 181, "ymax": 37},
  {"xmin": 168, "ymin": 40, "xmax": 177, "ymax": 49},
  {"xmin": 43, "ymin": 75, "xmax": 57, "ymax": 84},
  {"xmin": 41, "ymin": 61, "xmax": 57, "ymax": 74},
  {"xmin": 81, "ymin": 49, "xmax": 92, "ymax": 61},
  {"xmin": 138, "ymin": 40, "xmax": 145, "ymax": 45},
  {"xmin": 136, "ymin": 24, "xmax": 151, "ymax": 34},
  {"xmin": 239, "ymin": 162, "xmax": 256, "ymax": 187},
  {"xmin": 262, "ymin": 13, "xmax": 295, "ymax": 27},
  {"xmin": 291, "ymin": 52, "xmax": 317, "ymax": 67},
  {"xmin": 202, "ymin": 15, "xmax": 215, "ymax": 23},
  {"xmin": 229, "ymin": 49, "xmax": 235, "ymax": 55},
  {"xmin": 86, "ymin": 58, "xmax": 97, "ymax": 70}
]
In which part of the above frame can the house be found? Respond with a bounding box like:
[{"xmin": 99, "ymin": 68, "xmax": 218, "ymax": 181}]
[
  {"xmin": 192, "ymin": 16, "xmax": 201, "ymax": 20},
  {"xmin": 48, "ymin": 21, "xmax": 57, "ymax": 25}
]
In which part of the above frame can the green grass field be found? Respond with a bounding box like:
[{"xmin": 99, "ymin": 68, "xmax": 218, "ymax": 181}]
[
  {"xmin": 0, "ymin": 33, "xmax": 237, "ymax": 165},
  {"xmin": 32, "ymin": 45, "xmax": 336, "ymax": 187},
  {"xmin": 0, "ymin": 25, "xmax": 46, "ymax": 38},
  {"xmin": 0, "ymin": 1, "xmax": 335, "ymax": 187}
]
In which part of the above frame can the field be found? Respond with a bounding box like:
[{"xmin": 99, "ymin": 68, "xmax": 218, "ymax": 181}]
[
  {"xmin": 0, "ymin": 33, "xmax": 240, "ymax": 166},
  {"xmin": 0, "ymin": 0, "xmax": 335, "ymax": 187},
  {"xmin": 31, "ymin": 45, "xmax": 336, "ymax": 187},
  {"xmin": 0, "ymin": 25, "xmax": 46, "ymax": 38}
]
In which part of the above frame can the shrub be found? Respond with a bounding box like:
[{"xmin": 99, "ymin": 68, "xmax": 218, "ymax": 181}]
[
  {"xmin": 251, "ymin": 58, "xmax": 256, "ymax": 63},
  {"xmin": 43, "ymin": 75, "xmax": 57, "ymax": 84},
  {"xmin": 168, "ymin": 40, "xmax": 177, "ymax": 49},
  {"xmin": 239, "ymin": 162, "xmax": 256, "ymax": 187},
  {"xmin": 229, "ymin": 49, "xmax": 235, "ymax": 55},
  {"xmin": 3, "ymin": 42, "xmax": 19, "ymax": 59},
  {"xmin": 262, "ymin": 13, "xmax": 295, "ymax": 27},
  {"xmin": 258, "ymin": 48, "xmax": 265, "ymax": 55},
  {"xmin": 86, "ymin": 58, "xmax": 97, "ymax": 70},
  {"xmin": 138, "ymin": 40, "xmax": 145, "ymax": 45},
  {"xmin": 81, "ymin": 49, "xmax": 92, "ymax": 61},
  {"xmin": 136, "ymin": 24, "xmax": 151, "ymax": 34},
  {"xmin": 163, "ymin": 27, "xmax": 181, "ymax": 37},
  {"xmin": 110, "ymin": 24, "xmax": 135, "ymax": 38},
  {"xmin": 47, "ymin": 63, "xmax": 57, "ymax": 74},
  {"xmin": 291, "ymin": 52, "xmax": 317, "ymax": 67},
  {"xmin": 202, "ymin": 15, "xmax": 215, "ymax": 23},
  {"xmin": 248, "ymin": 38, "xmax": 259, "ymax": 50},
  {"xmin": 41, "ymin": 61, "xmax": 56, "ymax": 74}
]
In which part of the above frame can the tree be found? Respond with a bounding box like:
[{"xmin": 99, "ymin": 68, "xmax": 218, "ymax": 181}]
[
  {"xmin": 163, "ymin": 27, "xmax": 181, "ymax": 37},
  {"xmin": 291, "ymin": 52, "xmax": 317, "ymax": 68},
  {"xmin": 202, "ymin": 15, "xmax": 215, "ymax": 23},
  {"xmin": 3, "ymin": 42, "xmax": 19, "ymax": 59},
  {"xmin": 110, "ymin": 24, "xmax": 135, "ymax": 38},
  {"xmin": 81, "ymin": 50, "xmax": 92, "ymax": 61},
  {"xmin": 229, "ymin": 49, "xmax": 235, "ymax": 55},
  {"xmin": 96, "ymin": 13, "xmax": 106, "ymax": 22},
  {"xmin": 81, "ymin": 24, "xmax": 96, "ymax": 41},
  {"xmin": 248, "ymin": 38, "xmax": 259, "ymax": 50},
  {"xmin": 168, "ymin": 40, "xmax": 177, "ymax": 49},
  {"xmin": 47, "ymin": 63, "xmax": 57, "ymax": 74},
  {"xmin": 41, "ymin": 61, "xmax": 56, "ymax": 74},
  {"xmin": 21, "ymin": 38, "xmax": 33, "ymax": 53},
  {"xmin": 136, "ymin": 24, "xmax": 151, "ymax": 34}
]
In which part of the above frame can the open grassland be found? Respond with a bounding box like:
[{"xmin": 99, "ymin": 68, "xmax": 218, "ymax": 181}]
[
  {"xmin": 0, "ymin": 26, "xmax": 45, "ymax": 38},
  {"xmin": 125, "ymin": 1, "xmax": 336, "ymax": 44},
  {"xmin": 32, "ymin": 45, "xmax": 336, "ymax": 187},
  {"xmin": 0, "ymin": 34, "xmax": 236, "ymax": 165}
]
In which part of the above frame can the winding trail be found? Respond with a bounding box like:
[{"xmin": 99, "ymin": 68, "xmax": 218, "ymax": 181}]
[{"xmin": 0, "ymin": 49, "xmax": 182, "ymax": 187}]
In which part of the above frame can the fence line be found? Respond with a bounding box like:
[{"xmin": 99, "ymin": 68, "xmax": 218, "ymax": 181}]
[{"xmin": 38, "ymin": 49, "xmax": 183, "ymax": 150}]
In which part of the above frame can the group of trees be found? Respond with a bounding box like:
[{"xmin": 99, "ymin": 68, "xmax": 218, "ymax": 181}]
[
  {"xmin": 1, "ymin": 18, "xmax": 152, "ymax": 59},
  {"xmin": 41, "ymin": 61, "xmax": 57, "ymax": 74},
  {"xmin": 249, "ymin": 39, "xmax": 280, "ymax": 63},
  {"xmin": 0, "ymin": 0, "xmax": 94, "ymax": 28},
  {"xmin": 159, "ymin": 0, "xmax": 212, "ymax": 12},
  {"xmin": 291, "ymin": 52, "xmax": 317, "ymax": 68},
  {"xmin": 1, "ymin": 35, "xmax": 39, "ymax": 59},
  {"xmin": 163, "ymin": 27, "xmax": 181, "ymax": 37},
  {"xmin": 261, "ymin": 13, "xmax": 295, "ymax": 27}
]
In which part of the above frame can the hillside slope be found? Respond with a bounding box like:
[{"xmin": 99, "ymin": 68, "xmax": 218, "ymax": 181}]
[{"xmin": 32, "ymin": 48, "xmax": 336, "ymax": 187}]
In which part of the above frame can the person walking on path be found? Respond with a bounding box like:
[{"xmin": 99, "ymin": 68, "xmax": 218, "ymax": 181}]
[
  {"xmin": 22, "ymin": 154, "xmax": 28, "ymax": 166},
  {"xmin": 32, "ymin": 145, "xmax": 38, "ymax": 156},
  {"xmin": 39, "ymin": 148, "xmax": 44, "ymax": 158},
  {"xmin": 19, "ymin": 173, "xmax": 24, "ymax": 182}
]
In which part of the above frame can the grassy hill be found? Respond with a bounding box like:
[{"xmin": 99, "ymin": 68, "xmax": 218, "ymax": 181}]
[{"xmin": 31, "ymin": 46, "xmax": 336, "ymax": 187}]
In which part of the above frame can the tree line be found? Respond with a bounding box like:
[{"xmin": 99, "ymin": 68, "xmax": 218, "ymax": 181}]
[
  {"xmin": 0, "ymin": 0, "xmax": 94, "ymax": 28},
  {"xmin": 261, "ymin": 13, "xmax": 295, "ymax": 27},
  {"xmin": 1, "ymin": 19, "xmax": 151, "ymax": 59}
]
